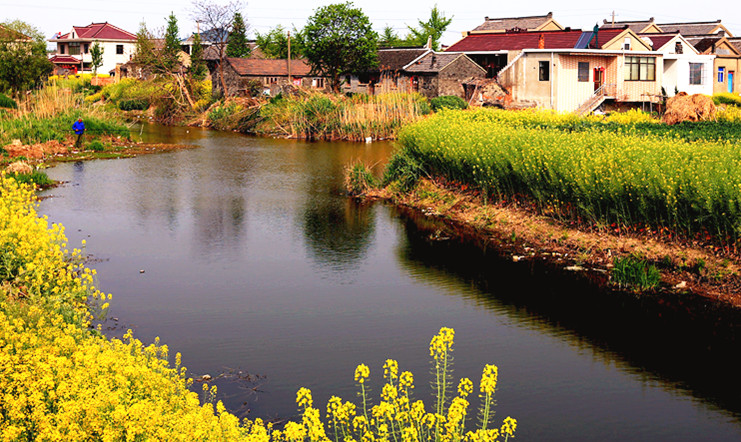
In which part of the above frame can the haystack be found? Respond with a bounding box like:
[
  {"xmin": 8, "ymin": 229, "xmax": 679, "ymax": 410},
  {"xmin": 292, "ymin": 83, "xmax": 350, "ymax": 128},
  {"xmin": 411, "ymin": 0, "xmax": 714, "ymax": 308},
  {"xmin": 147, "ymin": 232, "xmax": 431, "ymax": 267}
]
[
  {"xmin": 662, "ymin": 92, "xmax": 717, "ymax": 124},
  {"xmin": 5, "ymin": 161, "xmax": 33, "ymax": 174}
]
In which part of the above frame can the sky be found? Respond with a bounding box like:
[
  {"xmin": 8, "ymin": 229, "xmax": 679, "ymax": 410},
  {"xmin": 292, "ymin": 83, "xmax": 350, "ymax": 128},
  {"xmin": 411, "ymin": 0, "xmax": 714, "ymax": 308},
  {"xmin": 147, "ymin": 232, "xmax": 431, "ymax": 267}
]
[{"xmin": 2, "ymin": 0, "xmax": 740, "ymax": 46}]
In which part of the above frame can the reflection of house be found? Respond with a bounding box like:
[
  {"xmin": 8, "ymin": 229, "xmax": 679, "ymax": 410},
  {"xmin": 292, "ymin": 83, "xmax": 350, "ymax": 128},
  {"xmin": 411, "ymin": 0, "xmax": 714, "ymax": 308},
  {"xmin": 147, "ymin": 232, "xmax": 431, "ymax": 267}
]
[
  {"xmin": 48, "ymin": 22, "xmax": 136, "ymax": 75},
  {"xmin": 446, "ymin": 27, "xmax": 664, "ymax": 113},
  {"xmin": 466, "ymin": 12, "xmax": 563, "ymax": 35},
  {"xmin": 639, "ymin": 33, "xmax": 714, "ymax": 96},
  {"xmin": 214, "ymin": 58, "xmax": 329, "ymax": 96}
]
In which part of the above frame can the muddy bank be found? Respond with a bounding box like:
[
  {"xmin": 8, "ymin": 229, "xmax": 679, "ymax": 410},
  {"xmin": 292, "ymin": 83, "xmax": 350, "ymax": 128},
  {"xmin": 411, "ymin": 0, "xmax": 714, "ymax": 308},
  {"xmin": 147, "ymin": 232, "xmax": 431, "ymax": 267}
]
[
  {"xmin": 366, "ymin": 178, "xmax": 741, "ymax": 310},
  {"xmin": 2, "ymin": 135, "xmax": 195, "ymax": 166}
]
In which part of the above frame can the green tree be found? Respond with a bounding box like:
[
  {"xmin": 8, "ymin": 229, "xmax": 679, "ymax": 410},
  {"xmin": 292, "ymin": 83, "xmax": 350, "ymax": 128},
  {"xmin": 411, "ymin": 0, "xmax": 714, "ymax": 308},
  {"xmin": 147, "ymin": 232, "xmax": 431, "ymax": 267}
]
[
  {"xmin": 90, "ymin": 40, "xmax": 104, "ymax": 76},
  {"xmin": 162, "ymin": 12, "xmax": 181, "ymax": 71},
  {"xmin": 226, "ymin": 12, "xmax": 250, "ymax": 57},
  {"xmin": 190, "ymin": 33, "xmax": 207, "ymax": 80},
  {"xmin": 133, "ymin": 21, "xmax": 156, "ymax": 67},
  {"xmin": 405, "ymin": 5, "xmax": 452, "ymax": 50},
  {"xmin": 379, "ymin": 25, "xmax": 403, "ymax": 47},
  {"xmin": 255, "ymin": 25, "xmax": 304, "ymax": 59},
  {"xmin": 303, "ymin": 2, "xmax": 378, "ymax": 92},
  {"xmin": 0, "ymin": 20, "xmax": 52, "ymax": 95}
]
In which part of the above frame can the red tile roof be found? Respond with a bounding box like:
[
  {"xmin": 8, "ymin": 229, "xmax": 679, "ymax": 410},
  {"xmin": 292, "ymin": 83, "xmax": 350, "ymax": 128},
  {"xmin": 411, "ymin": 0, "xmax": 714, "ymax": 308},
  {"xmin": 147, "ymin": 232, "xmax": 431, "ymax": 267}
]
[
  {"xmin": 56, "ymin": 22, "xmax": 136, "ymax": 41},
  {"xmin": 638, "ymin": 33, "xmax": 677, "ymax": 50},
  {"xmin": 447, "ymin": 29, "xmax": 627, "ymax": 52},
  {"xmin": 227, "ymin": 58, "xmax": 312, "ymax": 76},
  {"xmin": 49, "ymin": 55, "xmax": 81, "ymax": 64}
]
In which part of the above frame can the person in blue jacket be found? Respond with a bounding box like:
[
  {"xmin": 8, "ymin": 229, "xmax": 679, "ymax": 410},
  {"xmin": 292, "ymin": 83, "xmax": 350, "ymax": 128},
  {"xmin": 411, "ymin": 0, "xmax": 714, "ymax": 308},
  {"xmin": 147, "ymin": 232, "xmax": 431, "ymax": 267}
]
[{"xmin": 73, "ymin": 118, "xmax": 85, "ymax": 148}]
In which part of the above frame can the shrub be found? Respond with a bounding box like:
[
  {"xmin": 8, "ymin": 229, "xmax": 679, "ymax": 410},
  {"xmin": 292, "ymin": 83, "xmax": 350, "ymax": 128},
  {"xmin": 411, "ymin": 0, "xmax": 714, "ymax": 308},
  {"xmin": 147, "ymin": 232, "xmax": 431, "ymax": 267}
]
[
  {"xmin": 87, "ymin": 139, "xmax": 105, "ymax": 151},
  {"xmin": 713, "ymin": 92, "xmax": 741, "ymax": 107},
  {"xmin": 345, "ymin": 162, "xmax": 378, "ymax": 195},
  {"xmin": 431, "ymin": 95, "xmax": 468, "ymax": 112},
  {"xmin": 612, "ymin": 255, "xmax": 661, "ymax": 291},
  {"xmin": 382, "ymin": 148, "xmax": 425, "ymax": 191},
  {"xmin": 0, "ymin": 92, "xmax": 18, "ymax": 109},
  {"xmin": 6, "ymin": 170, "xmax": 55, "ymax": 188},
  {"xmin": 118, "ymin": 99, "xmax": 149, "ymax": 111}
]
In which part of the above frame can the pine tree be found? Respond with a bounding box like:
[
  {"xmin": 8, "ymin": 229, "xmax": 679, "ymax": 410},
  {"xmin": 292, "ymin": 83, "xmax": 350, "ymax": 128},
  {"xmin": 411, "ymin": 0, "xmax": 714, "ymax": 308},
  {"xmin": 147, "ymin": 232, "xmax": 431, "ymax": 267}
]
[
  {"xmin": 190, "ymin": 33, "xmax": 207, "ymax": 81},
  {"xmin": 226, "ymin": 12, "xmax": 250, "ymax": 58},
  {"xmin": 162, "ymin": 12, "xmax": 181, "ymax": 71}
]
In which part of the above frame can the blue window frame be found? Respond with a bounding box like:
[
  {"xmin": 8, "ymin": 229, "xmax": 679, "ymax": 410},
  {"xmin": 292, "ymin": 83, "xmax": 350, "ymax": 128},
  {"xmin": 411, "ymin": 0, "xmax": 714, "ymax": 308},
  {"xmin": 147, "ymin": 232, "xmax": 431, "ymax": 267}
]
[{"xmin": 718, "ymin": 67, "xmax": 725, "ymax": 83}]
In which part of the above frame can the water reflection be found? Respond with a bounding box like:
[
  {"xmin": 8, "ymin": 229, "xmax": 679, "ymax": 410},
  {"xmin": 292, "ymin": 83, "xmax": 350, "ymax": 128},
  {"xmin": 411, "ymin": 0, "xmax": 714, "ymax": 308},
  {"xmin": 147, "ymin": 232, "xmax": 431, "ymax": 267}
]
[{"xmin": 394, "ymin": 207, "xmax": 741, "ymax": 419}]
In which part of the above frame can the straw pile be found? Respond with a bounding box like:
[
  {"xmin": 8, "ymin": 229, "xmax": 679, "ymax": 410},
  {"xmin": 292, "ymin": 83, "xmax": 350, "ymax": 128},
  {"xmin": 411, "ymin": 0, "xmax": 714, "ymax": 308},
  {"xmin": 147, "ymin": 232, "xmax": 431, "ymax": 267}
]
[{"xmin": 662, "ymin": 92, "xmax": 717, "ymax": 124}]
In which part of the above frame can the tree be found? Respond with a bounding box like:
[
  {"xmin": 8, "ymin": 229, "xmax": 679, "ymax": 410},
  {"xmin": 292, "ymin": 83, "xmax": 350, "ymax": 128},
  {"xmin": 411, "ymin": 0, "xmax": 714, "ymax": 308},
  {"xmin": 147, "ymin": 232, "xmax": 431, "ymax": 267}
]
[
  {"xmin": 133, "ymin": 21, "xmax": 157, "ymax": 67},
  {"xmin": 303, "ymin": 2, "xmax": 378, "ymax": 92},
  {"xmin": 379, "ymin": 25, "xmax": 403, "ymax": 48},
  {"xmin": 255, "ymin": 25, "xmax": 304, "ymax": 59},
  {"xmin": 226, "ymin": 12, "xmax": 250, "ymax": 57},
  {"xmin": 191, "ymin": 0, "xmax": 245, "ymax": 95},
  {"xmin": 90, "ymin": 41, "xmax": 104, "ymax": 76},
  {"xmin": 190, "ymin": 33, "xmax": 207, "ymax": 81},
  {"xmin": 0, "ymin": 20, "xmax": 52, "ymax": 95},
  {"xmin": 162, "ymin": 12, "xmax": 181, "ymax": 72},
  {"xmin": 405, "ymin": 5, "xmax": 452, "ymax": 51}
]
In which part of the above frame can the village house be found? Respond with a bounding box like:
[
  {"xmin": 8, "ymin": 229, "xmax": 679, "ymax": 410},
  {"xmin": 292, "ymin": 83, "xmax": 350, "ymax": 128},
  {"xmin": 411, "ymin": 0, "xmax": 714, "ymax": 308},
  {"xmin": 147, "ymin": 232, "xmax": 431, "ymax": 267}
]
[
  {"xmin": 465, "ymin": 12, "xmax": 563, "ymax": 35},
  {"xmin": 342, "ymin": 47, "xmax": 430, "ymax": 94},
  {"xmin": 48, "ymin": 22, "xmax": 136, "ymax": 76},
  {"xmin": 213, "ymin": 58, "xmax": 329, "ymax": 96},
  {"xmin": 445, "ymin": 26, "xmax": 664, "ymax": 113},
  {"xmin": 400, "ymin": 52, "xmax": 486, "ymax": 99},
  {"xmin": 600, "ymin": 17, "xmax": 663, "ymax": 34},
  {"xmin": 639, "ymin": 32, "xmax": 715, "ymax": 96}
]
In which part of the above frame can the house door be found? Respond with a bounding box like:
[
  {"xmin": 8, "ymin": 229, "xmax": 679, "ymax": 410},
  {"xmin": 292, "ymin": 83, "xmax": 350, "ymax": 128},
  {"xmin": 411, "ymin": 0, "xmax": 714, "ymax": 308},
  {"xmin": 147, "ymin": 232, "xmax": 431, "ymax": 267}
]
[
  {"xmin": 729, "ymin": 71, "xmax": 735, "ymax": 93},
  {"xmin": 593, "ymin": 67, "xmax": 605, "ymax": 92}
]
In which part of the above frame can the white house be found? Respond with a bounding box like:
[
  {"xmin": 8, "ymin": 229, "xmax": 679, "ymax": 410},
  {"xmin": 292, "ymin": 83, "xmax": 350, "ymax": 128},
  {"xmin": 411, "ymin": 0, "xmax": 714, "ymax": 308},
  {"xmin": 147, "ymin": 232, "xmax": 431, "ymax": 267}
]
[
  {"xmin": 640, "ymin": 32, "xmax": 715, "ymax": 96},
  {"xmin": 48, "ymin": 22, "xmax": 137, "ymax": 75}
]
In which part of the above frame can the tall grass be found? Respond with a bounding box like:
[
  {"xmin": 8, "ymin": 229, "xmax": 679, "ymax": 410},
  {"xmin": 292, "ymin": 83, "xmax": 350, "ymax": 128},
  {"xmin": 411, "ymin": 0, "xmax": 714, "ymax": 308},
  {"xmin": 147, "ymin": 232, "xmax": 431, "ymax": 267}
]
[
  {"xmin": 0, "ymin": 82, "xmax": 129, "ymax": 147},
  {"xmin": 393, "ymin": 108, "xmax": 741, "ymax": 246},
  {"xmin": 257, "ymin": 91, "xmax": 431, "ymax": 141}
]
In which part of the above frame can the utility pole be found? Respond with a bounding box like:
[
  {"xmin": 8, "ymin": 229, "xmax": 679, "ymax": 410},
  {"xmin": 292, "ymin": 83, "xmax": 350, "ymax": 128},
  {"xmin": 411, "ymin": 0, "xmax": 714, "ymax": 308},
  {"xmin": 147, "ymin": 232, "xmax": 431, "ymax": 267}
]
[{"xmin": 287, "ymin": 30, "xmax": 292, "ymax": 84}]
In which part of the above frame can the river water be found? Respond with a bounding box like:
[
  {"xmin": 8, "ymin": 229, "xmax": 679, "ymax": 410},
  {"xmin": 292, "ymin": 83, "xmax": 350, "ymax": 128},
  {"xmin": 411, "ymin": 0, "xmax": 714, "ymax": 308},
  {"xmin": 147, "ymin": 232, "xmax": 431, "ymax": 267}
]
[{"xmin": 38, "ymin": 125, "xmax": 741, "ymax": 441}]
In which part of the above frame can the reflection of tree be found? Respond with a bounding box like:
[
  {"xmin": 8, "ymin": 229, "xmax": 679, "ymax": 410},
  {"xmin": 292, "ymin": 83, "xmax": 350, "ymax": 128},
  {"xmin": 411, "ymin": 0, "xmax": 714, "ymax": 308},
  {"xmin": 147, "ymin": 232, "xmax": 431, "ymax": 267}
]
[
  {"xmin": 393, "ymin": 207, "xmax": 741, "ymax": 418},
  {"xmin": 302, "ymin": 197, "xmax": 375, "ymax": 273}
]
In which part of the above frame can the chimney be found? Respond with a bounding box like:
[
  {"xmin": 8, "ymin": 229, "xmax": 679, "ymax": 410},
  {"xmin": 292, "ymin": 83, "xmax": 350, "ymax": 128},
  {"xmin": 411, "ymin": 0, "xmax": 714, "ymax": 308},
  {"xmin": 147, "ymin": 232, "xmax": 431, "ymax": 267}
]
[
  {"xmin": 426, "ymin": 35, "xmax": 432, "ymax": 49},
  {"xmin": 547, "ymin": 12, "xmax": 553, "ymax": 18},
  {"xmin": 484, "ymin": 16, "xmax": 489, "ymax": 21}
]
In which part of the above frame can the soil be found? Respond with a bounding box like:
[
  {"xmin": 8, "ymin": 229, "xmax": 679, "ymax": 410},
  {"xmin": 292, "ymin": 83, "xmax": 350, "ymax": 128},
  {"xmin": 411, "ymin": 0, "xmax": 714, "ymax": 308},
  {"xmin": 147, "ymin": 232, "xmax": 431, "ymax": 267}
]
[
  {"xmin": 366, "ymin": 178, "xmax": 741, "ymax": 310},
  {"xmin": 2, "ymin": 135, "xmax": 195, "ymax": 166}
]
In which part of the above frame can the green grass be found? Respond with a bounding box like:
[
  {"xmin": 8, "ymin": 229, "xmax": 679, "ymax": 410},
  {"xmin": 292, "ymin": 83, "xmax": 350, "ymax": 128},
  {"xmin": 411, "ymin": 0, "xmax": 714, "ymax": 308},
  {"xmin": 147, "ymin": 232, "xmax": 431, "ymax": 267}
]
[
  {"xmin": 612, "ymin": 255, "xmax": 661, "ymax": 291},
  {"xmin": 6, "ymin": 170, "xmax": 54, "ymax": 188},
  {"xmin": 0, "ymin": 93, "xmax": 17, "ymax": 109}
]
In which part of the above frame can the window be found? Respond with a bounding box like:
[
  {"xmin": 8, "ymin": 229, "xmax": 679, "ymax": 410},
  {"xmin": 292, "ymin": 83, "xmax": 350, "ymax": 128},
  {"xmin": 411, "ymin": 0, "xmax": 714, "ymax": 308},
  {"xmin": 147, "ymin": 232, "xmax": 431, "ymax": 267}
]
[
  {"xmin": 577, "ymin": 62, "xmax": 589, "ymax": 82},
  {"xmin": 84, "ymin": 43, "xmax": 89, "ymax": 54},
  {"xmin": 68, "ymin": 42, "xmax": 80, "ymax": 55},
  {"xmin": 624, "ymin": 56, "xmax": 655, "ymax": 81},
  {"xmin": 674, "ymin": 41, "xmax": 683, "ymax": 54},
  {"xmin": 59, "ymin": 44, "xmax": 65, "ymax": 55},
  {"xmin": 539, "ymin": 61, "xmax": 549, "ymax": 81},
  {"xmin": 718, "ymin": 67, "xmax": 725, "ymax": 83},
  {"xmin": 312, "ymin": 78, "xmax": 324, "ymax": 88},
  {"xmin": 623, "ymin": 37, "xmax": 631, "ymax": 50},
  {"xmin": 264, "ymin": 77, "xmax": 280, "ymax": 85},
  {"xmin": 116, "ymin": 45, "xmax": 124, "ymax": 55},
  {"xmin": 689, "ymin": 63, "xmax": 703, "ymax": 85}
]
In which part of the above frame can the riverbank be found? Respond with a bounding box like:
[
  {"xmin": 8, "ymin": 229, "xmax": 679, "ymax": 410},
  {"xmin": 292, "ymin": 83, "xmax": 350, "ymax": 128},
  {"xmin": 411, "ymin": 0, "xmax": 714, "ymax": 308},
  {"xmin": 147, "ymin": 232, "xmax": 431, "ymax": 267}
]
[
  {"xmin": 365, "ymin": 177, "xmax": 741, "ymax": 307},
  {"xmin": 353, "ymin": 107, "xmax": 741, "ymax": 308}
]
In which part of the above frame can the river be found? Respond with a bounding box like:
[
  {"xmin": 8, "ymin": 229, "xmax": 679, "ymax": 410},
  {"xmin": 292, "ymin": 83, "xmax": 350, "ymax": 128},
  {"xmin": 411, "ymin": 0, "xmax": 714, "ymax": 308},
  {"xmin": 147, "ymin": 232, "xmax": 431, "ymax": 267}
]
[{"xmin": 38, "ymin": 125, "xmax": 741, "ymax": 441}]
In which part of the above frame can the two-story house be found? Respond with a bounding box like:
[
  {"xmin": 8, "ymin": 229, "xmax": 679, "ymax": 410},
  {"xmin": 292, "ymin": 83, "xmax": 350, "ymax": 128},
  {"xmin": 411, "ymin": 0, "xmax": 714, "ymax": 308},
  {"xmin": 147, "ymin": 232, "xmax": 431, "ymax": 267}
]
[{"xmin": 48, "ymin": 22, "xmax": 136, "ymax": 75}]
